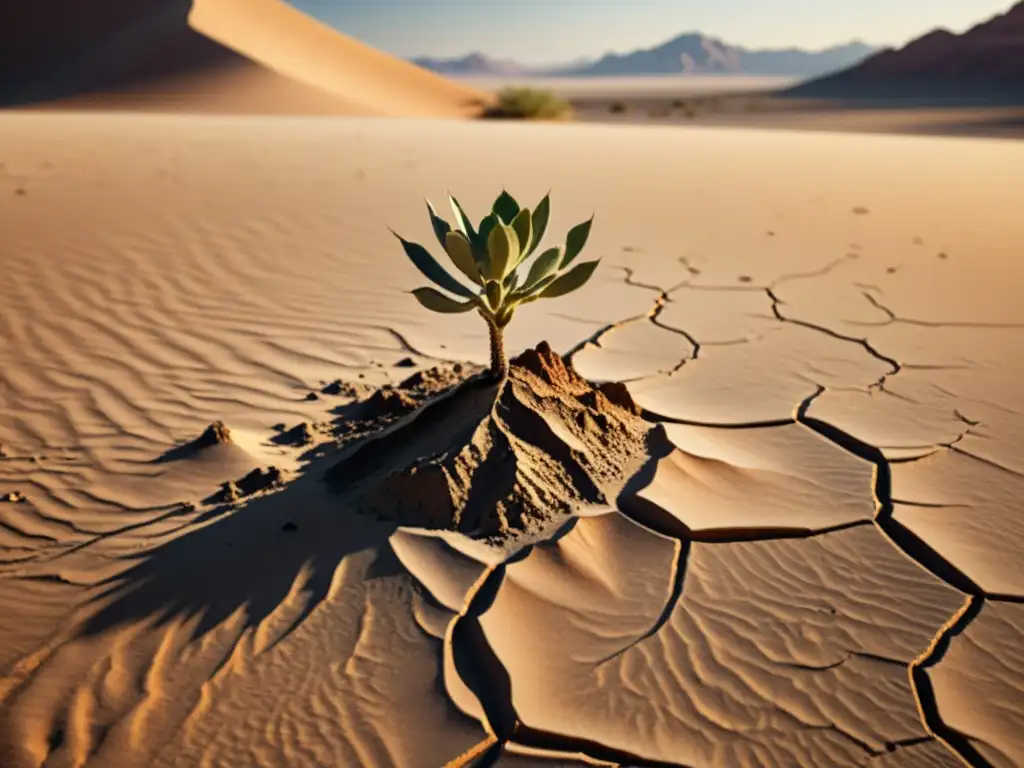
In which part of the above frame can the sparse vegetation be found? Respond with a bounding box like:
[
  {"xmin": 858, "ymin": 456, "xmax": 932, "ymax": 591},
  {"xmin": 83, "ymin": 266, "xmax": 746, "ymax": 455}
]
[
  {"xmin": 483, "ymin": 87, "xmax": 573, "ymax": 120},
  {"xmin": 609, "ymin": 101, "xmax": 627, "ymax": 114},
  {"xmin": 392, "ymin": 190, "xmax": 599, "ymax": 381}
]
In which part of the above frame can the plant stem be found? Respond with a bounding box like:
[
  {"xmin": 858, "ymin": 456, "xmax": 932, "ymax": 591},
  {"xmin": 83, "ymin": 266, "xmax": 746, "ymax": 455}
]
[{"xmin": 487, "ymin": 318, "xmax": 508, "ymax": 381}]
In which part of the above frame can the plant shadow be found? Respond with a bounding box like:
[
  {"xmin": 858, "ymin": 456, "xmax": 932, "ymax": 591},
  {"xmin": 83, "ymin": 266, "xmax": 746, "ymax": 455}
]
[{"xmin": 79, "ymin": 455, "xmax": 401, "ymax": 643}]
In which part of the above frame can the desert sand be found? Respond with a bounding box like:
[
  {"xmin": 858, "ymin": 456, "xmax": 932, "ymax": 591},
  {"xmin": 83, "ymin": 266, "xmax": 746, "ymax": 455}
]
[
  {"xmin": 3, "ymin": 110, "xmax": 1023, "ymax": 767},
  {"xmin": 1, "ymin": 0, "xmax": 488, "ymax": 116},
  {"xmin": 2, "ymin": 2, "xmax": 1024, "ymax": 767}
]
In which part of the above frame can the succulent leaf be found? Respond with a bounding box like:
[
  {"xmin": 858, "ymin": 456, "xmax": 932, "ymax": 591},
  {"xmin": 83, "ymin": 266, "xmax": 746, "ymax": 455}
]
[
  {"xmin": 540, "ymin": 259, "xmax": 601, "ymax": 299},
  {"xmin": 520, "ymin": 246, "xmax": 562, "ymax": 293},
  {"xmin": 448, "ymin": 193, "xmax": 477, "ymax": 244},
  {"xmin": 444, "ymin": 230, "xmax": 483, "ymax": 285},
  {"xmin": 517, "ymin": 272, "xmax": 557, "ymax": 300},
  {"xmin": 475, "ymin": 214, "xmax": 498, "ymax": 276},
  {"xmin": 412, "ymin": 287, "xmax": 477, "ymax": 313},
  {"xmin": 492, "ymin": 190, "xmax": 520, "ymax": 224},
  {"xmin": 485, "ymin": 280, "xmax": 504, "ymax": 311},
  {"xmin": 510, "ymin": 208, "xmax": 533, "ymax": 264},
  {"xmin": 561, "ymin": 215, "xmax": 594, "ymax": 268},
  {"xmin": 425, "ymin": 199, "xmax": 451, "ymax": 249},
  {"xmin": 486, "ymin": 222, "xmax": 519, "ymax": 281},
  {"xmin": 392, "ymin": 230, "xmax": 475, "ymax": 299},
  {"xmin": 527, "ymin": 192, "xmax": 551, "ymax": 257}
]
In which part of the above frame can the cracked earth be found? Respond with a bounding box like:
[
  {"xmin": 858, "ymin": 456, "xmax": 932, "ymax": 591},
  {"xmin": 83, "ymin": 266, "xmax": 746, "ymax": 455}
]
[{"xmin": 1, "ymin": 115, "xmax": 1022, "ymax": 767}]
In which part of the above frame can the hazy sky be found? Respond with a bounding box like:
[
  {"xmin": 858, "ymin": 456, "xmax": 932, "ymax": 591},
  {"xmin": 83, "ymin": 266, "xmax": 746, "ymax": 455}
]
[{"xmin": 288, "ymin": 0, "xmax": 1012, "ymax": 63}]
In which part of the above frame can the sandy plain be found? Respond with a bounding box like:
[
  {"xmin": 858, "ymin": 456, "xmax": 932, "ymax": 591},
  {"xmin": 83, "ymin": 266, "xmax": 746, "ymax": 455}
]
[
  {"xmin": 2, "ymin": 111, "xmax": 1022, "ymax": 768},
  {"xmin": 460, "ymin": 75, "xmax": 1024, "ymax": 140},
  {"xmin": 2, "ymin": 2, "xmax": 1024, "ymax": 767}
]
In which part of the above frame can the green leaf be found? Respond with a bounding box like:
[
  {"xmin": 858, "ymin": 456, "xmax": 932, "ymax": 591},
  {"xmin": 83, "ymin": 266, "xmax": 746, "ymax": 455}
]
[
  {"xmin": 412, "ymin": 287, "xmax": 477, "ymax": 313},
  {"xmin": 425, "ymin": 199, "xmax": 451, "ymax": 249},
  {"xmin": 486, "ymin": 222, "xmax": 519, "ymax": 281},
  {"xmin": 485, "ymin": 280, "xmax": 503, "ymax": 311},
  {"xmin": 444, "ymin": 230, "xmax": 483, "ymax": 286},
  {"xmin": 561, "ymin": 215, "xmax": 594, "ymax": 268},
  {"xmin": 527, "ymin": 192, "xmax": 551, "ymax": 256},
  {"xmin": 475, "ymin": 214, "xmax": 497, "ymax": 276},
  {"xmin": 392, "ymin": 230, "xmax": 475, "ymax": 299},
  {"xmin": 492, "ymin": 190, "xmax": 520, "ymax": 224},
  {"xmin": 503, "ymin": 270, "xmax": 520, "ymax": 292},
  {"xmin": 514, "ymin": 273, "xmax": 557, "ymax": 302},
  {"xmin": 448, "ymin": 193, "xmax": 477, "ymax": 244},
  {"xmin": 520, "ymin": 246, "xmax": 562, "ymax": 293},
  {"xmin": 510, "ymin": 208, "xmax": 533, "ymax": 265},
  {"xmin": 540, "ymin": 259, "xmax": 601, "ymax": 299}
]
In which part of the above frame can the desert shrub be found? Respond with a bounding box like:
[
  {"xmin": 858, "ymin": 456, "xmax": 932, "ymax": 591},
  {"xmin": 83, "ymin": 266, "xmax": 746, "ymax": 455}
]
[
  {"xmin": 483, "ymin": 87, "xmax": 573, "ymax": 120},
  {"xmin": 609, "ymin": 101, "xmax": 626, "ymax": 114},
  {"xmin": 392, "ymin": 190, "xmax": 599, "ymax": 380}
]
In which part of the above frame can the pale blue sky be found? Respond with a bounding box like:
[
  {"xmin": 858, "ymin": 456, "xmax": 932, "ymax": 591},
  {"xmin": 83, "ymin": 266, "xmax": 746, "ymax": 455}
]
[{"xmin": 288, "ymin": 0, "xmax": 1012, "ymax": 63}]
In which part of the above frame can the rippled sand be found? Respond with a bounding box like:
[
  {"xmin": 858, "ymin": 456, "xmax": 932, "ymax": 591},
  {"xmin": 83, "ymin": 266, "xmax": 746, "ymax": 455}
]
[{"xmin": 1, "ymin": 114, "xmax": 1022, "ymax": 766}]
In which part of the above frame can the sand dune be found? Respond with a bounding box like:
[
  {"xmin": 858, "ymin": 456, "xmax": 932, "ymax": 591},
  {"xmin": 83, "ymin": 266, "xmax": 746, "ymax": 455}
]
[
  {"xmin": 1, "ymin": 0, "xmax": 489, "ymax": 116},
  {"xmin": 1, "ymin": 111, "xmax": 1023, "ymax": 766}
]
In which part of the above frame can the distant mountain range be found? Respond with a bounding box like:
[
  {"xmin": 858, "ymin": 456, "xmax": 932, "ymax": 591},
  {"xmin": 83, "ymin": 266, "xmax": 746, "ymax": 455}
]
[
  {"xmin": 788, "ymin": 0, "xmax": 1024, "ymax": 98},
  {"xmin": 412, "ymin": 35, "xmax": 878, "ymax": 79}
]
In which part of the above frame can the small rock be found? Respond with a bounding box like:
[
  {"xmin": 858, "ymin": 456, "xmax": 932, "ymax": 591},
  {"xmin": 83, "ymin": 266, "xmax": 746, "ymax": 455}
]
[
  {"xmin": 305, "ymin": 391, "xmax": 319, "ymax": 401},
  {"xmin": 218, "ymin": 482, "xmax": 241, "ymax": 502},
  {"xmin": 322, "ymin": 379, "xmax": 372, "ymax": 398},
  {"xmin": 395, "ymin": 357, "xmax": 416, "ymax": 368},
  {"xmin": 913, "ymin": 236, "xmax": 924, "ymax": 246},
  {"xmin": 937, "ymin": 252, "xmax": 949, "ymax": 260},
  {"xmin": 14, "ymin": 188, "xmax": 26, "ymax": 197},
  {"xmin": 2, "ymin": 491, "xmax": 26, "ymax": 503},
  {"xmin": 281, "ymin": 521, "xmax": 299, "ymax": 533},
  {"xmin": 362, "ymin": 386, "xmax": 418, "ymax": 417},
  {"xmin": 852, "ymin": 206, "xmax": 870, "ymax": 215},
  {"xmin": 322, "ymin": 380, "xmax": 344, "ymax": 395},
  {"xmin": 453, "ymin": 363, "xmax": 464, "ymax": 374},
  {"xmin": 766, "ymin": 231, "xmax": 776, "ymax": 237},
  {"xmin": 886, "ymin": 267, "xmax": 898, "ymax": 274},
  {"xmin": 281, "ymin": 422, "xmax": 318, "ymax": 445},
  {"xmin": 737, "ymin": 275, "xmax": 753, "ymax": 283},
  {"xmin": 238, "ymin": 466, "xmax": 286, "ymax": 495},
  {"xmin": 195, "ymin": 421, "xmax": 232, "ymax": 447}
]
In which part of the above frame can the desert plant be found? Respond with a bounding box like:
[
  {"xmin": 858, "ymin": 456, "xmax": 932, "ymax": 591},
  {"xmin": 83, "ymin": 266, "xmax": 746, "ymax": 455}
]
[
  {"xmin": 609, "ymin": 101, "xmax": 626, "ymax": 114},
  {"xmin": 392, "ymin": 190, "xmax": 599, "ymax": 381},
  {"xmin": 484, "ymin": 87, "xmax": 573, "ymax": 120}
]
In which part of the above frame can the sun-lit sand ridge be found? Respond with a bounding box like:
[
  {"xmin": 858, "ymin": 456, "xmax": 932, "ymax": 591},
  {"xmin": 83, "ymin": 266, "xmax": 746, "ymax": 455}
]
[
  {"xmin": 2, "ymin": 2, "xmax": 1024, "ymax": 766},
  {"xmin": 2, "ymin": 0, "xmax": 489, "ymax": 116}
]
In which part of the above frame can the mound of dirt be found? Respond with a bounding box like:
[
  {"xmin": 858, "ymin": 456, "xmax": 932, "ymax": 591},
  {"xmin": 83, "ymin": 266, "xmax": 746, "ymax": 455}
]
[{"xmin": 326, "ymin": 343, "xmax": 661, "ymax": 537}]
